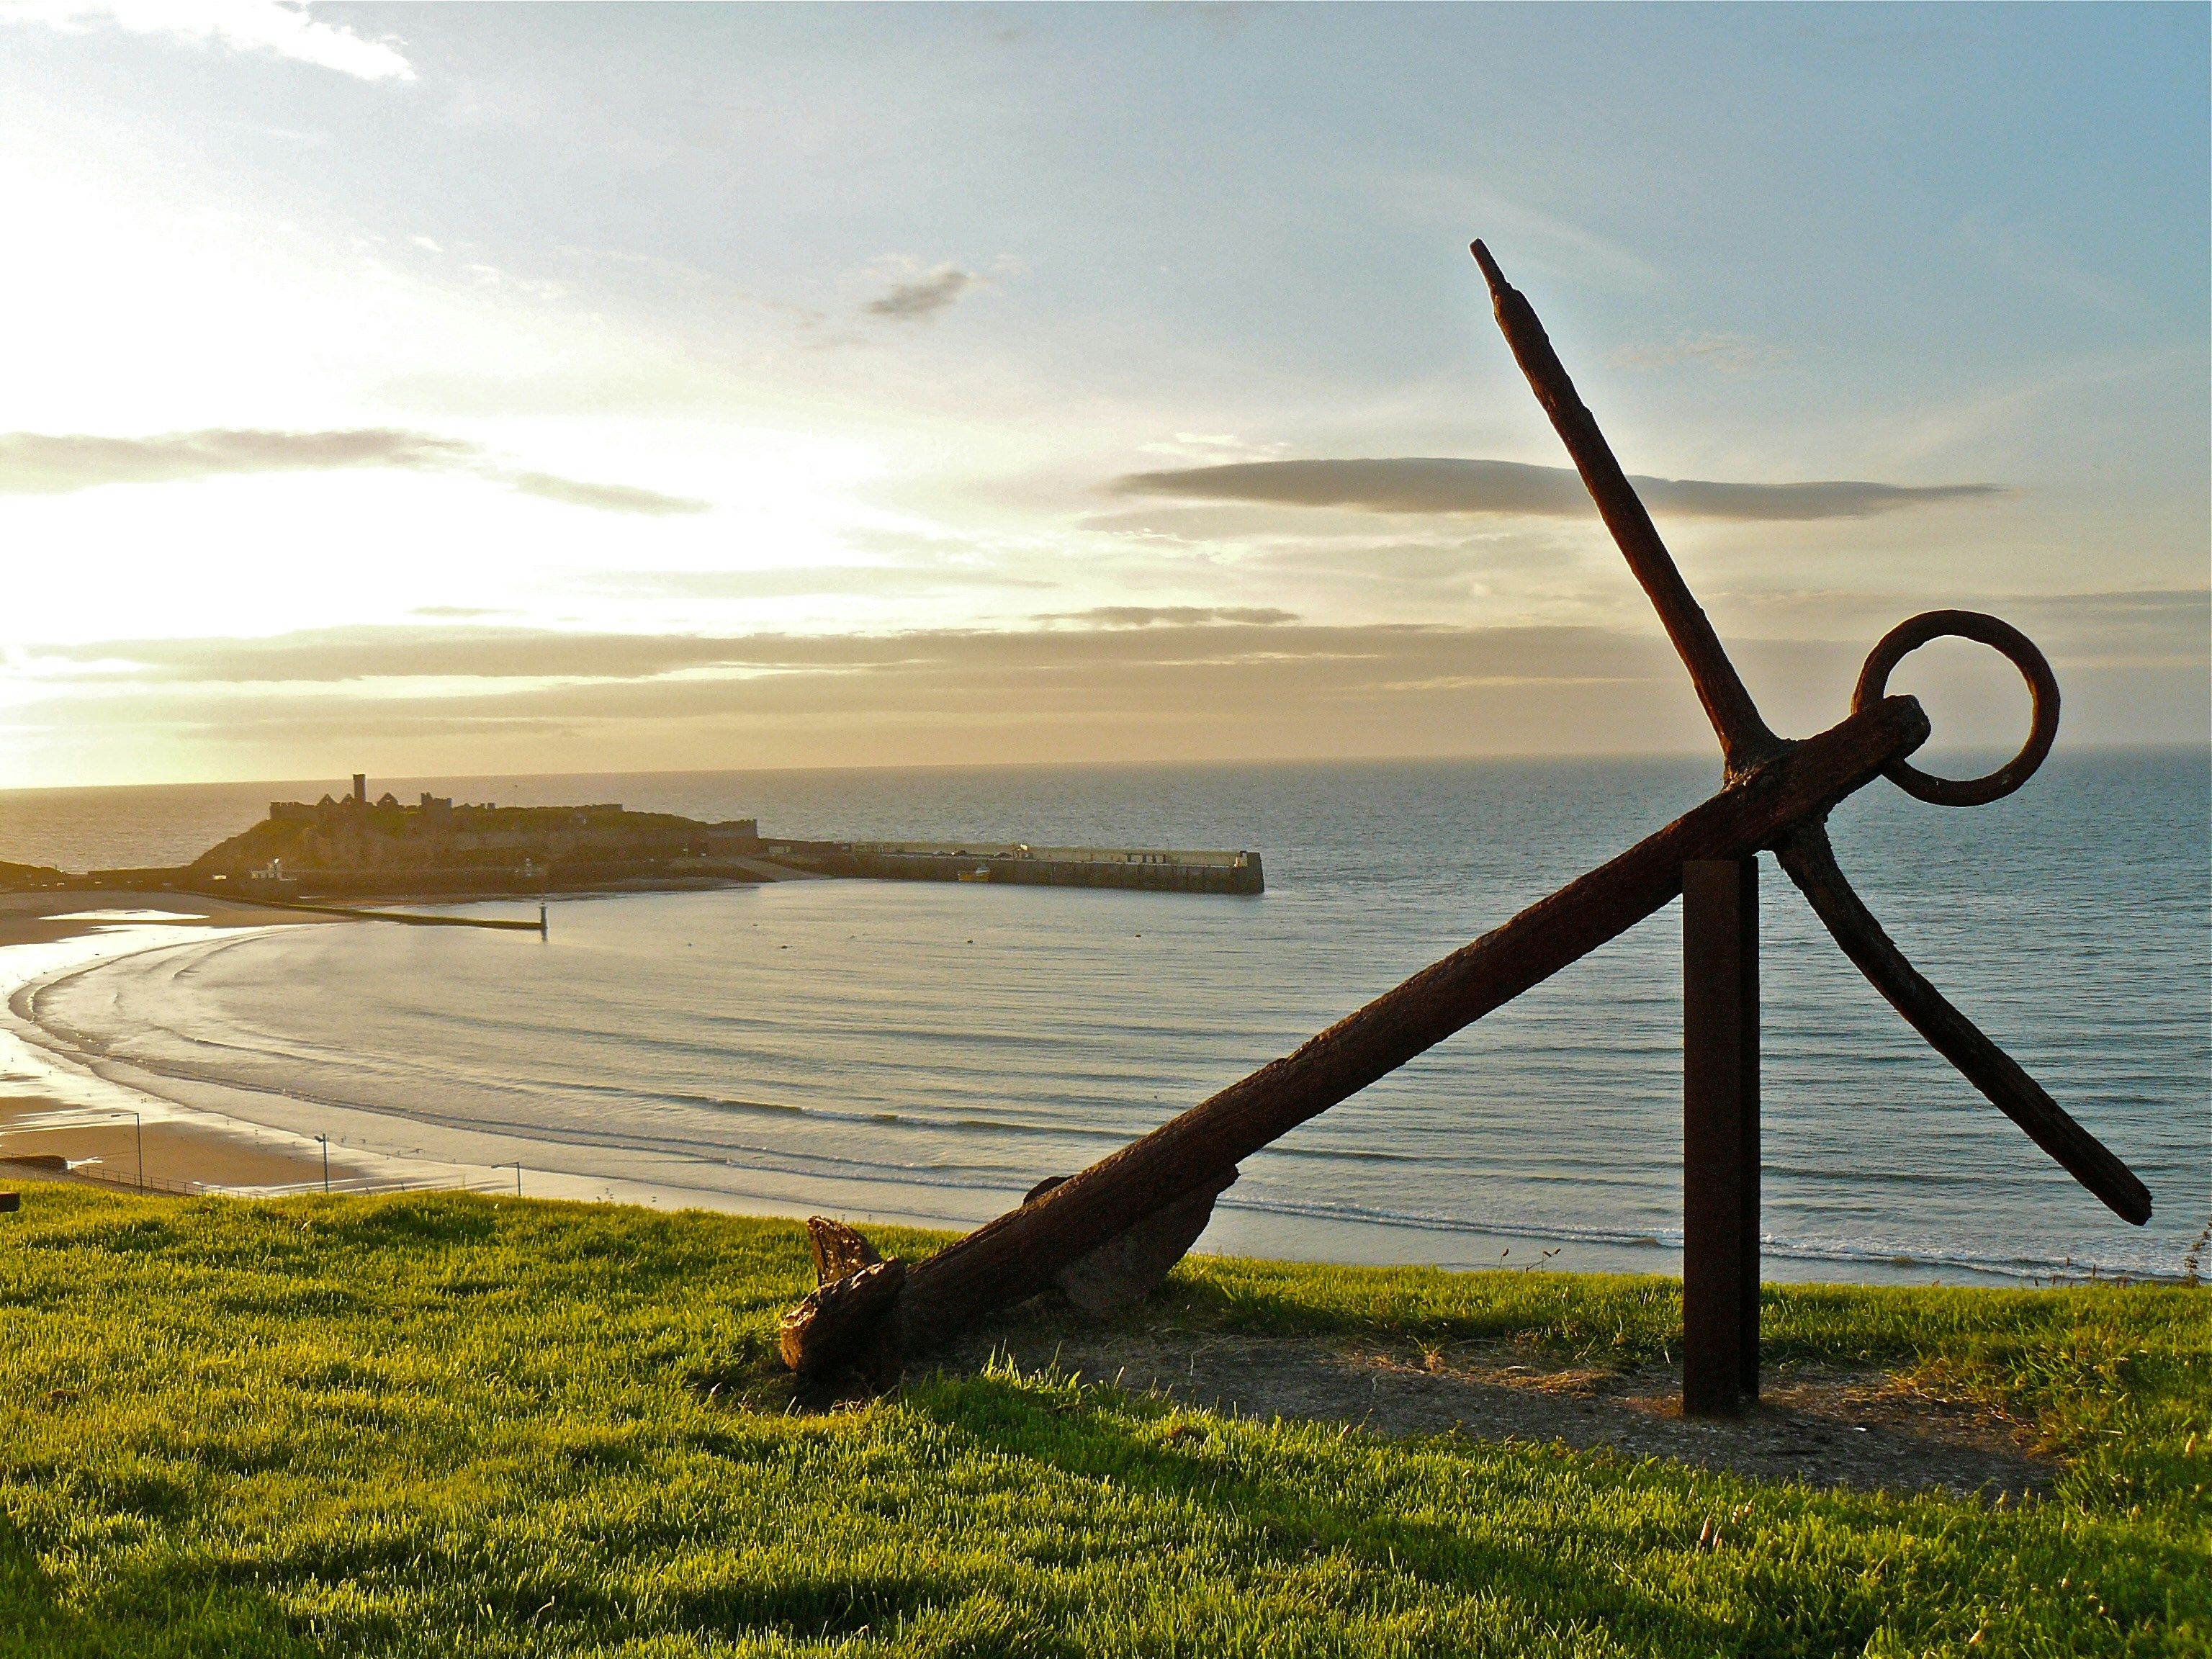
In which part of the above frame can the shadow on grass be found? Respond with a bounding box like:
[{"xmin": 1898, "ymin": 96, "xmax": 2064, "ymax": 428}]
[
  {"xmin": 0, "ymin": 1520, "xmax": 313, "ymax": 1659},
  {"xmin": 902, "ymin": 1372, "xmax": 1787, "ymax": 1656}
]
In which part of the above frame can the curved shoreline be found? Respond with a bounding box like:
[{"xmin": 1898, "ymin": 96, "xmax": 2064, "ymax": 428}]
[
  {"xmin": 0, "ymin": 909, "xmax": 366, "ymax": 1193},
  {"xmin": 0, "ymin": 893, "xmax": 1020, "ymax": 1226},
  {"xmin": 0, "ymin": 894, "xmax": 2175, "ymax": 1287}
]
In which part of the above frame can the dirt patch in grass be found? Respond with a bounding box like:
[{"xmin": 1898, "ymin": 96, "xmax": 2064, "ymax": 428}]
[{"xmin": 926, "ymin": 1329, "xmax": 2056, "ymax": 1501}]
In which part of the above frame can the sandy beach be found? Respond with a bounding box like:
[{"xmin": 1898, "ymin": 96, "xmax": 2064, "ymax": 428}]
[
  {"xmin": 0, "ymin": 887, "xmax": 865, "ymax": 1220},
  {"xmin": 0, "ymin": 890, "xmax": 371, "ymax": 1195}
]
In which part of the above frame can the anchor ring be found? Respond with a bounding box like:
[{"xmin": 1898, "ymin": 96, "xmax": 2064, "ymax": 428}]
[{"xmin": 1853, "ymin": 609, "xmax": 2059, "ymax": 806}]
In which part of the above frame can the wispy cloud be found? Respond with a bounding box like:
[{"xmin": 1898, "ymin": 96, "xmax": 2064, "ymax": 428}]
[
  {"xmin": 29, "ymin": 598, "xmax": 2204, "ymax": 765},
  {"xmin": 599, "ymin": 565, "xmax": 1052, "ymax": 600},
  {"xmin": 499, "ymin": 472, "xmax": 707, "ymax": 516},
  {"xmin": 1610, "ymin": 333, "xmax": 1791, "ymax": 374},
  {"xmin": 1953, "ymin": 212, "xmax": 2132, "ymax": 314},
  {"xmin": 865, "ymin": 265, "xmax": 981, "ymax": 322},
  {"xmin": 1111, "ymin": 457, "xmax": 2002, "ymax": 522},
  {"xmin": 6, "ymin": 0, "xmax": 415, "ymax": 81},
  {"xmin": 1717, "ymin": 586, "xmax": 2211, "ymax": 664},
  {"xmin": 51, "ymin": 627, "xmax": 773, "ymax": 685},
  {"xmin": 1035, "ymin": 606, "xmax": 1300, "ymax": 629},
  {"xmin": 1377, "ymin": 181, "xmax": 1660, "ymax": 289},
  {"xmin": 0, "ymin": 428, "xmax": 706, "ymax": 516},
  {"xmin": 32, "ymin": 621, "xmax": 1690, "ymax": 737},
  {"xmin": 0, "ymin": 428, "xmax": 467, "ymax": 492}
]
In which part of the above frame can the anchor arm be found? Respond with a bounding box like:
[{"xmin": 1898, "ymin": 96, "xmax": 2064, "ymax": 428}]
[
  {"xmin": 1472, "ymin": 240, "xmax": 1784, "ymax": 778},
  {"xmin": 1774, "ymin": 819, "xmax": 2151, "ymax": 1226},
  {"xmin": 1789, "ymin": 611, "xmax": 2146, "ymax": 1223}
]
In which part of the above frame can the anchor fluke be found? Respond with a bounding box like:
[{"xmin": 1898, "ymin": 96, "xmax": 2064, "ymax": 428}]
[{"xmin": 1776, "ymin": 822, "xmax": 2149, "ymax": 1226}]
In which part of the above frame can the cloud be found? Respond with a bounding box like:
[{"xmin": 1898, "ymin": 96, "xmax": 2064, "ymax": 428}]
[
  {"xmin": 1953, "ymin": 213, "xmax": 2131, "ymax": 314},
  {"xmin": 1609, "ymin": 334, "xmax": 1791, "ymax": 373},
  {"xmin": 498, "ymin": 472, "xmax": 708, "ymax": 516},
  {"xmin": 8, "ymin": 1, "xmax": 414, "ymax": 81},
  {"xmin": 600, "ymin": 565, "xmax": 1053, "ymax": 599},
  {"xmin": 31, "ymin": 601, "xmax": 2204, "ymax": 766},
  {"xmin": 0, "ymin": 428, "xmax": 469, "ymax": 493},
  {"xmin": 32, "ymin": 622, "xmax": 1703, "ymax": 768},
  {"xmin": 1719, "ymin": 587, "xmax": 2212, "ymax": 667},
  {"xmin": 98, "ymin": 628, "xmax": 763, "ymax": 685},
  {"xmin": 1110, "ymin": 458, "xmax": 2002, "ymax": 522},
  {"xmin": 865, "ymin": 265, "xmax": 981, "ymax": 322},
  {"xmin": 1037, "ymin": 606, "xmax": 1300, "ymax": 629},
  {"xmin": 34, "ymin": 626, "xmax": 1691, "ymax": 760},
  {"xmin": 0, "ymin": 428, "xmax": 706, "ymax": 516},
  {"xmin": 37, "ymin": 619, "xmax": 1657, "ymax": 690}
]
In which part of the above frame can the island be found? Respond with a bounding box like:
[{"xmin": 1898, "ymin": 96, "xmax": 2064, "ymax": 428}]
[{"xmin": 19, "ymin": 774, "xmax": 1265, "ymax": 899}]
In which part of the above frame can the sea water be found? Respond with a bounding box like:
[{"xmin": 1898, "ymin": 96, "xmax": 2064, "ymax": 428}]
[{"xmin": 3, "ymin": 751, "xmax": 2205, "ymax": 1285}]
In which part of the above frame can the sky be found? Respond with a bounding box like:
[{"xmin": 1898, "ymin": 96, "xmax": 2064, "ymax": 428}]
[{"xmin": 0, "ymin": 1, "xmax": 2204, "ymax": 788}]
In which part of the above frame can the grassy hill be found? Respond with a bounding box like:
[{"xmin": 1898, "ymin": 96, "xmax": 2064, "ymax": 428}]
[{"xmin": 0, "ymin": 1187, "xmax": 2203, "ymax": 1656}]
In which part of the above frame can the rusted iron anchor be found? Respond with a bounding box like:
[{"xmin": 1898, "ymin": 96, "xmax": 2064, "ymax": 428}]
[{"xmin": 780, "ymin": 242, "xmax": 2152, "ymax": 1405}]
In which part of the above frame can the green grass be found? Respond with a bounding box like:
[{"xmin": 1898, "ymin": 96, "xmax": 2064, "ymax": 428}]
[{"xmin": 0, "ymin": 1188, "xmax": 2203, "ymax": 1657}]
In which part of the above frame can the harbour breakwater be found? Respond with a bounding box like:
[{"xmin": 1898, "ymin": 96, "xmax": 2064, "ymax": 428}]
[{"xmin": 763, "ymin": 840, "xmax": 1265, "ymax": 896}]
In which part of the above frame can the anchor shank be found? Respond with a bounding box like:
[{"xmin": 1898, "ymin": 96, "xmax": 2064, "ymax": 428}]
[
  {"xmin": 1472, "ymin": 240, "xmax": 1781, "ymax": 778},
  {"xmin": 891, "ymin": 696, "xmax": 1928, "ymax": 1351}
]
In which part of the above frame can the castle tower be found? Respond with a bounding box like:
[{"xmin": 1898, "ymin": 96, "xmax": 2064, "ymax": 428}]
[{"xmin": 352, "ymin": 773, "xmax": 367, "ymax": 804}]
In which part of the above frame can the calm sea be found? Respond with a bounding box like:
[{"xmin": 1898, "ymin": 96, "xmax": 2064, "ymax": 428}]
[{"xmin": 3, "ymin": 751, "xmax": 2205, "ymax": 1285}]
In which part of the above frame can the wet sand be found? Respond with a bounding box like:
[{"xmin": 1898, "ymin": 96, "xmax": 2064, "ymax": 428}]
[
  {"xmin": 0, "ymin": 886, "xmax": 344, "ymax": 948},
  {"xmin": 0, "ymin": 889, "xmax": 743, "ymax": 1210},
  {"xmin": 0, "ymin": 890, "xmax": 348, "ymax": 1193},
  {"xmin": 0, "ymin": 1116, "xmax": 346, "ymax": 1193}
]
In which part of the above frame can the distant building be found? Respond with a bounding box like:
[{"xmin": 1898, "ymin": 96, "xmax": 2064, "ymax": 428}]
[{"xmin": 220, "ymin": 781, "xmax": 767, "ymax": 891}]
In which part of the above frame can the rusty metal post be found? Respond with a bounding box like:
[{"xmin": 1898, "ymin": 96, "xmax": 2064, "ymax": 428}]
[{"xmin": 1682, "ymin": 857, "xmax": 1758, "ymax": 1416}]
